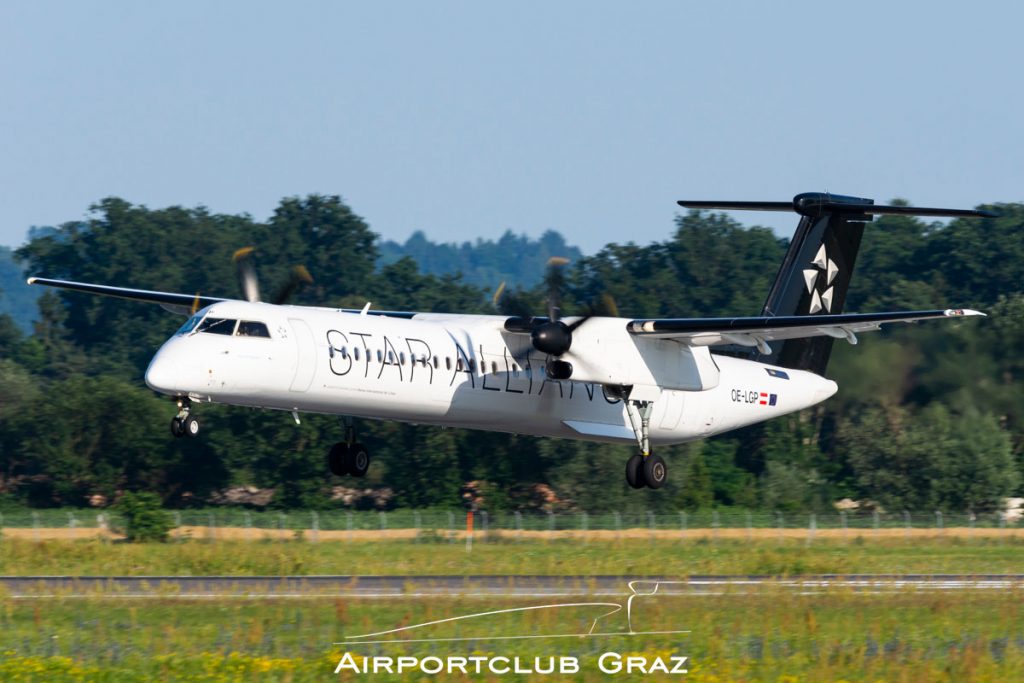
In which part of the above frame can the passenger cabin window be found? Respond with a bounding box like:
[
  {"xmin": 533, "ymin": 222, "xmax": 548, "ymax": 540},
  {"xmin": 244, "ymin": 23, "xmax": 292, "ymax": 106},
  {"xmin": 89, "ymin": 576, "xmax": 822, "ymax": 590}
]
[
  {"xmin": 197, "ymin": 317, "xmax": 237, "ymax": 336},
  {"xmin": 236, "ymin": 321, "xmax": 271, "ymax": 338}
]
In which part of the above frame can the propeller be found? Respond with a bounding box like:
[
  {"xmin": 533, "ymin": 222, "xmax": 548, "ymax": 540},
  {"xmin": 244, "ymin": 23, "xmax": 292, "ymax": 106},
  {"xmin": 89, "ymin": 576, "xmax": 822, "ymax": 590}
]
[
  {"xmin": 273, "ymin": 265, "xmax": 314, "ymax": 305},
  {"xmin": 494, "ymin": 257, "xmax": 615, "ymax": 380},
  {"xmin": 232, "ymin": 247, "xmax": 313, "ymax": 305},
  {"xmin": 233, "ymin": 247, "xmax": 260, "ymax": 302}
]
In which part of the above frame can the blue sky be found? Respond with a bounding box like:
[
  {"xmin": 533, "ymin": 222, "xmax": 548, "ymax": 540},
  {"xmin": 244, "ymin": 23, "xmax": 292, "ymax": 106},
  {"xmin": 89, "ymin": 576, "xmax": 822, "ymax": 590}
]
[{"xmin": 2, "ymin": 1, "xmax": 1021, "ymax": 253}]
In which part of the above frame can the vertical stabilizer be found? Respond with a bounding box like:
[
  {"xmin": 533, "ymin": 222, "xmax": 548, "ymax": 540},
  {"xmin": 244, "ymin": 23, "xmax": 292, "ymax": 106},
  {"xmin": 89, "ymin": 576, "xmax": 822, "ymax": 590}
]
[
  {"xmin": 754, "ymin": 196, "xmax": 869, "ymax": 374},
  {"xmin": 676, "ymin": 192, "xmax": 992, "ymax": 376}
]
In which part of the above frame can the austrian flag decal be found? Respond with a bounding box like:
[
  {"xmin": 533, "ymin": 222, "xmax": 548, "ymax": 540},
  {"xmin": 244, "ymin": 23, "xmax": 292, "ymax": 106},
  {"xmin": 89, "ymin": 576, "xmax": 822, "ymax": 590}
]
[{"xmin": 760, "ymin": 392, "xmax": 778, "ymax": 406}]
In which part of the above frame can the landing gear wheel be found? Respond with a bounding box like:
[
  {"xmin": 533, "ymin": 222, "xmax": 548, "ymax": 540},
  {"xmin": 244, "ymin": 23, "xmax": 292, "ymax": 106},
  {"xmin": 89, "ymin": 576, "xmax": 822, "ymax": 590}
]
[
  {"xmin": 625, "ymin": 454, "xmax": 646, "ymax": 489},
  {"xmin": 170, "ymin": 417, "xmax": 186, "ymax": 438},
  {"xmin": 328, "ymin": 443, "xmax": 349, "ymax": 476},
  {"xmin": 643, "ymin": 454, "xmax": 667, "ymax": 489},
  {"xmin": 347, "ymin": 443, "xmax": 370, "ymax": 478},
  {"xmin": 182, "ymin": 415, "xmax": 201, "ymax": 438}
]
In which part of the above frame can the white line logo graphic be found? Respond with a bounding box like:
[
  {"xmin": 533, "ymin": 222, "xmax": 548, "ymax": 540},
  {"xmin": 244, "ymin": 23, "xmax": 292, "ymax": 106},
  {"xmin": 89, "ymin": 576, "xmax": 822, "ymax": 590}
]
[{"xmin": 335, "ymin": 580, "xmax": 690, "ymax": 645}]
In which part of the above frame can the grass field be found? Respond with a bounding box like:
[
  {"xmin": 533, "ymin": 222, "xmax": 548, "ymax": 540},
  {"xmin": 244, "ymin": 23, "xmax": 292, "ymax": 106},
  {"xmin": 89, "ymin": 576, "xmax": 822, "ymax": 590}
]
[
  {"xmin": 2, "ymin": 535, "xmax": 1024, "ymax": 576},
  {"xmin": 3, "ymin": 535, "xmax": 1023, "ymax": 680},
  {"xmin": 1, "ymin": 588, "xmax": 1022, "ymax": 681}
]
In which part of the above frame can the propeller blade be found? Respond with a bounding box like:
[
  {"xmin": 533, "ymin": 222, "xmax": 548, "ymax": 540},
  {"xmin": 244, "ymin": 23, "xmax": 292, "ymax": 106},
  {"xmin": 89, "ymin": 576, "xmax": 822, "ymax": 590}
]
[
  {"xmin": 491, "ymin": 281, "xmax": 507, "ymax": 308},
  {"xmin": 563, "ymin": 292, "xmax": 618, "ymax": 334},
  {"xmin": 191, "ymin": 292, "xmax": 202, "ymax": 315},
  {"xmin": 493, "ymin": 281, "xmax": 536, "ymax": 320},
  {"xmin": 232, "ymin": 246, "xmax": 260, "ymax": 302},
  {"xmin": 565, "ymin": 315, "xmax": 592, "ymax": 333},
  {"xmin": 273, "ymin": 265, "xmax": 313, "ymax": 305},
  {"xmin": 601, "ymin": 293, "xmax": 619, "ymax": 318},
  {"xmin": 544, "ymin": 256, "xmax": 569, "ymax": 322}
]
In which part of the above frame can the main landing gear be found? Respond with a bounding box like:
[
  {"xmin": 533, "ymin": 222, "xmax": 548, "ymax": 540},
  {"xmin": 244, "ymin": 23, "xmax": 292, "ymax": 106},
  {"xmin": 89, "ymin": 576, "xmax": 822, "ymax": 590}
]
[
  {"xmin": 170, "ymin": 397, "xmax": 200, "ymax": 438},
  {"xmin": 328, "ymin": 417, "xmax": 371, "ymax": 478},
  {"xmin": 624, "ymin": 399, "xmax": 667, "ymax": 490}
]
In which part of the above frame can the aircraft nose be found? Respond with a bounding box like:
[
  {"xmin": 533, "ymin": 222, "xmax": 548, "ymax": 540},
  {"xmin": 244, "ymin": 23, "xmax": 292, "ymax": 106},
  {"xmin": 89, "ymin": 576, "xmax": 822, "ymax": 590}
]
[
  {"xmin": 145, "ymin": 353, "xmax": 179, "ymax": 395},
  {"xmin": 814, "ymin": 378, "xmax": 839, "ymax": 403}
]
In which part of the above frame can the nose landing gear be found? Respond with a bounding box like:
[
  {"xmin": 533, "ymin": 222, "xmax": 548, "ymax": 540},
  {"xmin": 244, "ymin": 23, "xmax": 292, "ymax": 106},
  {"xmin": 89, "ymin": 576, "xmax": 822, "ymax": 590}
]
[{"xmin": 170, "ymin": 398, "xmax": 200, "ymax": 438}]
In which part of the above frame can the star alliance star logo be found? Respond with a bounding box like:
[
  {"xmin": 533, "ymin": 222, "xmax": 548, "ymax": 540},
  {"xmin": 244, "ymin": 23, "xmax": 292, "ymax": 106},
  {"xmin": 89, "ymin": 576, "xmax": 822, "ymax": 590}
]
[{"xmin": 802, "ymin": 244, "xmax": 838, "ymax": 314}]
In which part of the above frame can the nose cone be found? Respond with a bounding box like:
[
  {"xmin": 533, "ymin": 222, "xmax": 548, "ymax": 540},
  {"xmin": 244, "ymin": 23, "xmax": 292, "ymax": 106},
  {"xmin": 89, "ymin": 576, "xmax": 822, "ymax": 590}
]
[
  {"xmin": 145, "ymin": 353, "xmax": 179, "ymax": 395},
  {"xmin": 814, "ymin": 377, "xmax": 839, "ymax": 403}
]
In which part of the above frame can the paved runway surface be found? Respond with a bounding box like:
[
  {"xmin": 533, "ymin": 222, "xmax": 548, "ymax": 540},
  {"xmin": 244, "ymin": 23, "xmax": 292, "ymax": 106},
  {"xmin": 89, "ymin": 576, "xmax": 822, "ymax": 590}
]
[{"xmin": 2, "ymin": 575, "xmax": 1023, "ymax": 597}]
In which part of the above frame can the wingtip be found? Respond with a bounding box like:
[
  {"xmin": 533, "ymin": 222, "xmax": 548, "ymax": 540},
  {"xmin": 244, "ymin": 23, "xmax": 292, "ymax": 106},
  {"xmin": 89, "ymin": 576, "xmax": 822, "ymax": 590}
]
[
  {"xmin": 945, "ymin": 308, "xmax": 986, "ymax": 317},
  {"xmin": 26, "ymin": 276, "xmax": 37, "ymax": 285}
]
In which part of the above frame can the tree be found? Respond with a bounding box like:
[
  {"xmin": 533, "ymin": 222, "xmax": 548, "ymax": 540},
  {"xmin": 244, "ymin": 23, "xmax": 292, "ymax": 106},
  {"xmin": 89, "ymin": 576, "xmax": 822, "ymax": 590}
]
[
  {"xmin": 378, "ymin": 426, "xmax": 462, "ymax": 508},
  {"xmin": 15, "ymin": 376, "xmax": 176, "ymax": 505},
  {"xmin": 676, "ymin": 447, "xmax": 713, "ymax": 510},
  {"xmin": 839, "ymin": 403, "xmax": 1017, "ymax": 511},
  {"xmin": 265, "ymin": 195, "xmax": 378, "ymax": 306}
]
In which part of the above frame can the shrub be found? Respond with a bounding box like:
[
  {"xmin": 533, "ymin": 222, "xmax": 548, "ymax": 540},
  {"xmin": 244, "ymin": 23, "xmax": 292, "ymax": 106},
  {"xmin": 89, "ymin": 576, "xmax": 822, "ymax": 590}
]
[{"xmin": 115, "ymin": 492, "xmax": 174, "ymax": 542}]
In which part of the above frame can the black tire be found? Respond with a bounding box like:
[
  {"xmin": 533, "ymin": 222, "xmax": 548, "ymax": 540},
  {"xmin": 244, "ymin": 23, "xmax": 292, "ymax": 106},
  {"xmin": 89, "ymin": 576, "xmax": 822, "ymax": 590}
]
[
  {"xmin": 625, "ymin": 454, "xmax": 646, "ymax": 489},
  {"xmin": 170, "ymin": 417, "xmax": 186, "ymax": 438},
  {"xmin": 348, "ymin": 443, "xmax": 370, "ymax": 478},
  {"xmin": 328, "ymin": 443, "xmax": 349, "ymax": 476},
  {"xmin": 643, "ymin": 454, "xmax": 667, "ymax": 489},
  {"xmin": 183, "ymin": 415, "xmax": 201, "ymax": 438}
]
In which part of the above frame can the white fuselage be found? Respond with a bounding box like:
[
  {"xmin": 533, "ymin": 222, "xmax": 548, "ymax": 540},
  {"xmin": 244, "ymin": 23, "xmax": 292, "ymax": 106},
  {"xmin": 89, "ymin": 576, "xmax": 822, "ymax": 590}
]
[{"xmin": 145, "ymin": 301, "xmax": 838, "ymax": 445}]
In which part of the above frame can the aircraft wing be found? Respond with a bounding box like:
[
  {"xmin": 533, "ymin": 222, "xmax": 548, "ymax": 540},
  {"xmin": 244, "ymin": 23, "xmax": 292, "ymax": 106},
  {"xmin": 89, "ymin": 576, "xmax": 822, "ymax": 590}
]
[
  {"xmin": 626, "ymin": 309, "xmax": 984, "ymax": 351},
  {"xmin": 27, "ymin": 277, "xmax": 230, "ymax": 315},
  {"xmin": 28, "ymin": 276, "xmax": 425, "ymax": 319}
]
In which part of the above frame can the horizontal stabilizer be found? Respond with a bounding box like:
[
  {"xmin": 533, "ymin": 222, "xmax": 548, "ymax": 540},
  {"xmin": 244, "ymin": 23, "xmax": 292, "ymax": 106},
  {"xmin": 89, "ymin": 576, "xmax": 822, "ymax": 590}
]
[{"xmin": 678, "ymin": 192, "xmax": 996, "ymax": 219}]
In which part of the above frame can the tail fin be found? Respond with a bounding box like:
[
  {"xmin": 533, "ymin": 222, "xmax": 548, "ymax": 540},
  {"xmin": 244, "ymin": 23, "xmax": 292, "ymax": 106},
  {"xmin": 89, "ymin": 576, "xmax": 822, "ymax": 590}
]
[{"xmin": 677, "ymin": 192, "xmax": 994, "ymax": 376}]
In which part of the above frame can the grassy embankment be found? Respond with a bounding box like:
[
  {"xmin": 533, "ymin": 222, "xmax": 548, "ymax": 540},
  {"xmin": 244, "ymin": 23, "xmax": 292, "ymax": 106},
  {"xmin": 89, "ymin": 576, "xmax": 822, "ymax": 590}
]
[{"xmin": 2, "ymin": 534, "xmax": 1024, "ymax": 575}]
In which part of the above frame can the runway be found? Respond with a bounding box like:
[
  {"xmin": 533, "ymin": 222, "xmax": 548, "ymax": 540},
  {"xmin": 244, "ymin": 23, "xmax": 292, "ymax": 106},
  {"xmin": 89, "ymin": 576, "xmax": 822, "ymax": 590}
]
[{"xmin": 2, "ymin": 574, "xmax": 1023, "ymax": 598}]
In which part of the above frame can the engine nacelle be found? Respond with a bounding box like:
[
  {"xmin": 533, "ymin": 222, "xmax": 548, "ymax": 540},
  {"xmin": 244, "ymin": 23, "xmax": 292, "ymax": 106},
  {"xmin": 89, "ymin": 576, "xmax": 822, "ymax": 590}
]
[{"xmin": 553, "ymin": 318, "xmax": 721, "ymax": 391}]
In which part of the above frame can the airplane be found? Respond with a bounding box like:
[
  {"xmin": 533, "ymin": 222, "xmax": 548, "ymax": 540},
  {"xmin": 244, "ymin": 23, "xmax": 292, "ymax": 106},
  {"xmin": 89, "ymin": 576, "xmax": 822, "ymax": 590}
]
[{"xmin": 27, "ymin": 192, "xmax": 992, "ymax": 490}]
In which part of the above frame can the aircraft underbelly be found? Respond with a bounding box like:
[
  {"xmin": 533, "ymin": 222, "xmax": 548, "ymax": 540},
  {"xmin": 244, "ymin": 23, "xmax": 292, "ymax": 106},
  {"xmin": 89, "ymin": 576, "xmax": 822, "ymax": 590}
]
[{"xmin": 287, "ymin": 373, "xmax": 702, "ymax": 445}]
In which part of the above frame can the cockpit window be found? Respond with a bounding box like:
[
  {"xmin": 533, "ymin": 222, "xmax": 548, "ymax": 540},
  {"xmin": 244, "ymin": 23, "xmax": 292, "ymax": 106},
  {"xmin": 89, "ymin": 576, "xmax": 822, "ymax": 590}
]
[
  {"xmin": 196, "ymin": 317, "xmax": 237, "ymax": 336},
  {"xmin": 236, "ymin": 321, "xmax": 271, "ymax": 338},
  {"xmin": 176, "ymin": 314, "xmax": 203, "ymax": 336}
]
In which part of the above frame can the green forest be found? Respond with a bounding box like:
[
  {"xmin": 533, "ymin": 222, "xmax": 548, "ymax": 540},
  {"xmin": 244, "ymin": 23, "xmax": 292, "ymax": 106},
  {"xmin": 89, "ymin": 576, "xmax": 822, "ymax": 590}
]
[{"xmin": 0, "ymin": 194, "xmax": 1022, "ymax": 514}]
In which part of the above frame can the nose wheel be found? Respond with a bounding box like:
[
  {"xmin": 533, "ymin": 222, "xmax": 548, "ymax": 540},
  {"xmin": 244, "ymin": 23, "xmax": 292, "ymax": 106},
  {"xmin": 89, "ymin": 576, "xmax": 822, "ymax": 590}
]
[{"xmin": 170, "ymin": 398, "xmax": 200, "ymax": 438}]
